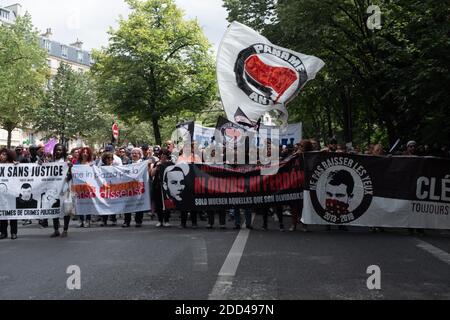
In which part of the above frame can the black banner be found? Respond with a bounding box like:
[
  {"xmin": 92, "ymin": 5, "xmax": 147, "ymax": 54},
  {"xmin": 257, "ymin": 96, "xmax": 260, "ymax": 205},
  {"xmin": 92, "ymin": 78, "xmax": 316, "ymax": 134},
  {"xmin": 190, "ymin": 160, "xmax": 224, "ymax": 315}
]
[
  {"xmin": 161, "ymin": 156, "xmax": 304, "ymax": 211},
  {"xmin": 302, "ymin": 152, "xmax": 450, "ymax": 228}
]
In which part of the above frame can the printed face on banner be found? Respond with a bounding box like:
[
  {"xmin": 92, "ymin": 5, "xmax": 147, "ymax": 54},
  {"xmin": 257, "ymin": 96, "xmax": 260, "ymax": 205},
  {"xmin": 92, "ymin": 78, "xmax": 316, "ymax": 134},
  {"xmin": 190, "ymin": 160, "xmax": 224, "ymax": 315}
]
[
  {"xmin": 163, "ymin": 163, "xmax": 190, "ymax": 204},
  {"xmin": 16, "ymin": 183, "xmax": 38, "ymax": 209},
  {"xmin": 41, "ymin": 188, "xmax": 60, "ymax": 209},
  {"xmin": 309, "ymin": 156, "xmax": 373, "ymax": 224}
]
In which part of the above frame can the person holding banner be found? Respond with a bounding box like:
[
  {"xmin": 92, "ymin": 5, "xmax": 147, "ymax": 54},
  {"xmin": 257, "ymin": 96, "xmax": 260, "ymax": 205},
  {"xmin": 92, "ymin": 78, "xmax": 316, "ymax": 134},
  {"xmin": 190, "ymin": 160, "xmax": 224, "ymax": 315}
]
[
  {"xmin": 0, "ymin": 148, "xmax": 18, "ymax": 240},
  {"xmin": 289, "ymin": 140, "xmax": 311, "ymax": 232},
  {"xmin": 176, "ymin": 143, "xmax": 199, "ymax": 228},
  {"xmin": 122, "ymin": 148, "xmax": 145, "ymax": 228},
  {"xmin": 50, "ymin": 144, "xmax": 72, "ymax": 238},
  {"xmin": 151, "ymin": 149, "xmax": 173, "ymax": 228},
  {"xmin": 76, "ymin": 147, "xmax": 94, "ymax": 228},
  {"xmin": 100, "ymin": 152, "xmax": 118, "ymax": 227}
]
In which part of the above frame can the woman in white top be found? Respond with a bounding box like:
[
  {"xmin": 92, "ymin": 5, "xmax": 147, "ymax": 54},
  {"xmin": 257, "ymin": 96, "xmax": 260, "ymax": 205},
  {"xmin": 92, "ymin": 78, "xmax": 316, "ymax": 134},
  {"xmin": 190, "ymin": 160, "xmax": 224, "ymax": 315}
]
[{"xmin": 123, "ymin": 148, "xmax": 145, "ymax": 228}]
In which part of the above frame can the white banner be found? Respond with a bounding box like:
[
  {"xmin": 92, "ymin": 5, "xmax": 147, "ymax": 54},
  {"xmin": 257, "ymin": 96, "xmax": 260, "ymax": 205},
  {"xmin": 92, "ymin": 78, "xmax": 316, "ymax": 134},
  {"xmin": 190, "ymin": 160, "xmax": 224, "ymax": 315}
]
[
  {"xmin": 0, "ymin": 163, "xmax": 69, "ymax": 220},
  {"xmin": 193, "ymin": 124, "xmax": 216, "ymax": 148},
  {"xmin": 71, "ymin": 161, "xmax": 151, "ymax": 215},
  {"xmin": 260, "ymin": 123, "xmax": 303, "ymax": 147},
  {"xmin": 302, "ymin": 192, "xmax": 450, "ymax": 229},
  {"xmin": 217, "ymin": 21, "xmax": 325, "ymax": 126}
]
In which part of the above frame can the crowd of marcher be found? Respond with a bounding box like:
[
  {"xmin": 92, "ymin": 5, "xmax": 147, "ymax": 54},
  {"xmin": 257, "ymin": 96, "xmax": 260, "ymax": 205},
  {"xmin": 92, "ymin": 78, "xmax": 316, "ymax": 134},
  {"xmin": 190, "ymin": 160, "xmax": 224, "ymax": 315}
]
[{"xmin": 1, "ymin": 137, "xmax": 449, "ymax": 240}]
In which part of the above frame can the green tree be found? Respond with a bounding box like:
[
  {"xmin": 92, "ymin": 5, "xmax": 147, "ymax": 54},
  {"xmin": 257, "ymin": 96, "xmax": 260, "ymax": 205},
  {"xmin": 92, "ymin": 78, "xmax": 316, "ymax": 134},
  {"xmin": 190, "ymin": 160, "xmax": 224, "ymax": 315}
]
[
  {"xmin": 0, "ymin": 14, "xmax": 49, "ymax": 148},
  {"xmin": 223, "ymin": 0, "xmax": 450, "ymax": 148},
  {"xmin": 33, "ymin": 63, "xmax": 103, "ymax": 147},
  {"xmin": 92, "ymin": 0, "xmax": 217, "ymax": 145}
]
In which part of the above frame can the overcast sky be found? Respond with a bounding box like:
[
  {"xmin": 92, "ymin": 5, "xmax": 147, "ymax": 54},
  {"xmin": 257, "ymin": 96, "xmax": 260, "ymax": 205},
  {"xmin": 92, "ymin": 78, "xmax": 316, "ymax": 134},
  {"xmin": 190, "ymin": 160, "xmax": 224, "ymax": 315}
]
[{"xmin": 6, "ymin": 0, "xmax": 229, "ymax": 52}]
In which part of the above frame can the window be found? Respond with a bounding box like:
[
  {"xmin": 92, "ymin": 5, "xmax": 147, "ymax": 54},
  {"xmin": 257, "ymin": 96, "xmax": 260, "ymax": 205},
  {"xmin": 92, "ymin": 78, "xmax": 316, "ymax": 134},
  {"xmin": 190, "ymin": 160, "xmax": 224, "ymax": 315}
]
[
  {"xmin": 77, "ymin": 51, "xmax": 83, "ymax": 63},
  {"xmin": 44, "ymin": 40, "xmax": 51, "ymax": 52},
  {"xmin": 0, "ymin": 10, "xmax": 10, "ymax": 20},
  {"xmin": 61, "ymin": 45, "xmax": 68, "ymax": 58}
]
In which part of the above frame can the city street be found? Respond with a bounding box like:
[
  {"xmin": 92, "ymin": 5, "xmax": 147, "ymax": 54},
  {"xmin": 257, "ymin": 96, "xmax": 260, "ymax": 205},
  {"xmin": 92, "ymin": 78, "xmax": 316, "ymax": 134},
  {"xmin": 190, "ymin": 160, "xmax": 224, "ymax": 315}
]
[{"xmin": 0, "ymin": 214, "xmax": 449, "ymax": 300}]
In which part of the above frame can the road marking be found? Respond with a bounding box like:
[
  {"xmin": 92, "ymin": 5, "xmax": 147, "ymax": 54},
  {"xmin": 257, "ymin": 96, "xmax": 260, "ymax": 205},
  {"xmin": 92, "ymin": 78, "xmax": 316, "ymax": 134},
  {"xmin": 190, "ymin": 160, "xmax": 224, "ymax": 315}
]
[
  {"xmin": 416, "ymin": 239, "xmax": 450, "ymax": 266},
  {"xmin": 208, "ymin": 213, "xmax": 255, "ymax": 300},
  {"xmin": 191, "ymin": 237, "xmax": 209, "ymax": 272}
]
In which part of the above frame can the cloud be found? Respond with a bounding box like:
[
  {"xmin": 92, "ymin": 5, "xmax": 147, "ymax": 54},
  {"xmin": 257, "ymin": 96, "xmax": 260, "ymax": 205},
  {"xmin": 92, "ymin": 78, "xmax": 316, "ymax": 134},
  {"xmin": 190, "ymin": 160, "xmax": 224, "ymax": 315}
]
[{"xmin": 13, "ymin": 0, "xmax": 228, "ymax": 52}]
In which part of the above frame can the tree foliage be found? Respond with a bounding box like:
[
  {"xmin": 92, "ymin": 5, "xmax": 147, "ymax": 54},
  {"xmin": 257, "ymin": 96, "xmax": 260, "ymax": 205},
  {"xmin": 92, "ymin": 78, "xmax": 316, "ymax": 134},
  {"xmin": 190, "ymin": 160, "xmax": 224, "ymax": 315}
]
[
  {"xmin": 0, "ymin": 14, "xmax": 49, "ymax": 148},
  {"xmin": 33, "ymin": 63, "xmax": 103, "ymax": 146},
  {"xmin": 223, "ymin": 0, "xmax": 450, "ymax": 148},
  {"xmin": 92, "ymin": 0, "xmax": 217, "ymax": 145}
]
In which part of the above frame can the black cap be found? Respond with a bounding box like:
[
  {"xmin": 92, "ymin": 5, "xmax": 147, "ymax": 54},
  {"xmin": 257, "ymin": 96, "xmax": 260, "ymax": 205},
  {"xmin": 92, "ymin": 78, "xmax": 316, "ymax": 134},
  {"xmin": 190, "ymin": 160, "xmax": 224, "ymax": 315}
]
[{"xmin": 104, "ymin": 144, "xmax": 115, "ymax": 152}]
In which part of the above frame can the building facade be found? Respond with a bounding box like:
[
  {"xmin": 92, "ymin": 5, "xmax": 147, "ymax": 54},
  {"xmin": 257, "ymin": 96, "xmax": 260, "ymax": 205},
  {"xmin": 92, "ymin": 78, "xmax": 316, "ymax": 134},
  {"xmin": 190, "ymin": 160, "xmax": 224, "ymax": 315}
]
[{"xmin": 0, "ymin": 3, "xmax": 93, "ymax": 149}]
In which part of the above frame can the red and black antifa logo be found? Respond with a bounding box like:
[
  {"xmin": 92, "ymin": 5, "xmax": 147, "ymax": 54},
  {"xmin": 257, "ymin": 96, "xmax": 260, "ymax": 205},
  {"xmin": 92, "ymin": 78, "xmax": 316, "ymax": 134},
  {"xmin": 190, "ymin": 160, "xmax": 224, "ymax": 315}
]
[
  {"xmin": 220, "ymin": 122, "xmax": 246, "ymax": 146},
  {"xmin": 309, "ymin": 156, "xmax": 374, "ymax": 224},
  {"xmin": 234, "ymin": 44, "xmax": 308, "ymax": 106}
]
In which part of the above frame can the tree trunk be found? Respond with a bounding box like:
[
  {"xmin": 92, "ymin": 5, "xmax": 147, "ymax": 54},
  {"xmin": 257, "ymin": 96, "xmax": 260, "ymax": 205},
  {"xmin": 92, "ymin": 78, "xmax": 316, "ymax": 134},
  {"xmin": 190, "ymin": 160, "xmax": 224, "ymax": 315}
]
[
  {"xmin": 7, "ymin": 128, "xmax": 12, "ymax": 150},
  {"xmin": 5, "ymin": 121, "xmax": 15, "ymax": 149},
  {"xmin": 152, "ymin": 114, "xmax": 162, "ymax": 146},
  {"xmin": 341, "ymin": 88, "xmax": 353, "ymax": 144},
  {"xmin": 325, "ymin": 105, "xmax": 333, "ymax": 139}
]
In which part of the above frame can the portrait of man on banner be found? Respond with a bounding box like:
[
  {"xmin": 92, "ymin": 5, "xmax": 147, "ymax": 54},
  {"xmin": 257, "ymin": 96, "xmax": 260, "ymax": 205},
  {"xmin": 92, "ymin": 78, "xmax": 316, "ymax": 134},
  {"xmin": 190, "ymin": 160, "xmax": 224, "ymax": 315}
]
[
  {"xmin": 16, "ymin": 183, "xmax": 38, "ymax": 209},
  {"xmin": 162, "ymin": 162, "xmax": 190, "ymax": 209},
  {"xmin": 325, "ymin": 170, "xmax": 354, "ymax": 216}
]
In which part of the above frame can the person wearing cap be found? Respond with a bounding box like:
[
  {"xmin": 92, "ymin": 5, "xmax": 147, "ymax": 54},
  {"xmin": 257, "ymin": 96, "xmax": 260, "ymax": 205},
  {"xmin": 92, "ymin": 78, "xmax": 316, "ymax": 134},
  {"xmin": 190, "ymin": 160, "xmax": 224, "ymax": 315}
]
[
  {"xmin": 15, "ymin": 146, "xmax": 29, "ymax": 163},
  {"xmin": 98, "ymin": 145, "xmax": 123, "ymax": 166},
  {"xmin": 404, "ymin": 141, "xmax": 418, "ymax": 156}
]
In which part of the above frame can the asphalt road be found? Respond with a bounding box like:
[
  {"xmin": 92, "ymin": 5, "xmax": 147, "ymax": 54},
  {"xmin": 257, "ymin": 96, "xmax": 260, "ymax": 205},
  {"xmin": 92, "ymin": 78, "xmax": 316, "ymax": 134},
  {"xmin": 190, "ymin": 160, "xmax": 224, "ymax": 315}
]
[{"xmin": 0, "ymin": 214, "xmax": 449, "ymax": 300}]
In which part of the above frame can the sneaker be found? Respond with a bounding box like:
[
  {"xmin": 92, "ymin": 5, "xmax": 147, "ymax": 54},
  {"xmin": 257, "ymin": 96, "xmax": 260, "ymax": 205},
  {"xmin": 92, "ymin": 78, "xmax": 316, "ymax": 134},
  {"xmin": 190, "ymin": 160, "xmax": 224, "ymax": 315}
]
[
  {"xmin": 289, "ymin": 226, "xmax": 297, "ymax": 232},
  {"xmin": 135, "ymin": 223, "xmax": 142, "ymax": 228},
  {"xmin": 100, "ymin": 222, "xmax": 106, "ymax": 227},
  {"xmin": 0, "ymin": 234, "xmax": 7, "ymax": 240},
  {"xmin": 206, "ymin": 224, "xmax": 213, "ymax": 229},
  {"xmin": 262, "ymin": 226, "xmax": 268, "ymax": 231},
  {"xmin": 11, "ymin": 234, "xmax": 18, "ymax": 240},
  {"xmin": 22, "ymin": 220, "xmax": 32, "ymax": 226},
  {"xmin": 156, "ymin": 223, "xmax": 162, "ymax": 228},
  {"xmin": 78, "ymin": 223, "xmax": 85, "ymax": 228},
  {"xmin": 50, "ymin": 231, "xmax": 60, "ymax": 238},
  {"xmin": 122, "ymin": 223, "xmax": 130, "ymax": 228},
  {"xmin": 163, "ymin": 223, "xmax": 171, "ymax": 228},
  {"xmin": 220, "ymin": 225, "xmax": 227, "ymax": 230},
  {"xmin": 61, "ymin": 231, "xmax": 68, "ymax": 238}
]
